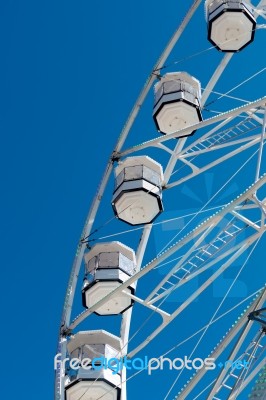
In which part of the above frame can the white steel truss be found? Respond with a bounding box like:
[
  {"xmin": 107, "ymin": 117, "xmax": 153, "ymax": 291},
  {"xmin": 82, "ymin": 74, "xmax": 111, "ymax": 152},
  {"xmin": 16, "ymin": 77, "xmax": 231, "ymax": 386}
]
[{"xmin": 176, "ymin": 288, "xmax": 266, "ymax": 399}]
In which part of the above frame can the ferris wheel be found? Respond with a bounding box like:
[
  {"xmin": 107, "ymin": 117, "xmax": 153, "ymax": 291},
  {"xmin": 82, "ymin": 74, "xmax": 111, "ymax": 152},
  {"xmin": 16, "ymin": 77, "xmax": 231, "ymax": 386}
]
[{"xmin": 54, "ymin": 1, "xmax": 266, "ymax": 399}]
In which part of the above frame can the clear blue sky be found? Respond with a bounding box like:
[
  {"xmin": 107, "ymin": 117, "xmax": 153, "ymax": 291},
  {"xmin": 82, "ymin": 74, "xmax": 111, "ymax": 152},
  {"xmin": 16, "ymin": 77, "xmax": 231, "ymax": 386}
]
[{"xmin": 0, "ymin": 1, "xmax": 265, "ymax": 399}]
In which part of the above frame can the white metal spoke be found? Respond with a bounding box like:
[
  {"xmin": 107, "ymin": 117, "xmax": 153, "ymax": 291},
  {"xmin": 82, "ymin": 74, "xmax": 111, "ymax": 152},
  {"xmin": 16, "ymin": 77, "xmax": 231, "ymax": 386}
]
[
  {"xmin": 128, "ymin": 240, "xmax": 256, "ymax": 358},
  {"xmin": 167, "ymin": 138, "xmax": 263, "ymax": 189},
  {"xmin": 229, "ymin": 357, "xmax": 266, "ymax": 399},
  {"xmin": 116, "ymin": 97, "xmax": 266, "ymax": 158},
  {"xmin": 176, "ymin": 288, "xmax": 266, "ymax": 399},
  {"xmin": 146, "ymin": 224, "xmax": 214, "ymax": 302},
  {"xmin": 176, "ymin": 114, "xmax": 261, "ymax": 159},
  {"xmin": 207, "ymin": 331, "xmax": 265, "ymax": 399},
  {"xmin": 148, "ymin": 240, "xmax": 249, "ymax": 305},
  {"xmin": 255, "ymin": 107, "xmax": 266, "ymax": 182},
  {"xmin": 147, "ymin": 217, "xmax": 249, "ymax": 304},
  {"xmin": 254, "ymin": 0, "xmax": 266, "ymax": 19}
]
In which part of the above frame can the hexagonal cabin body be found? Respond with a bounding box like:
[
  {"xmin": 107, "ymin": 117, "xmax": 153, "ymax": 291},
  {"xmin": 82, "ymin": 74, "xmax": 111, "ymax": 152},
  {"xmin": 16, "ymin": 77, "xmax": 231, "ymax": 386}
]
[
  {"xmin": 205, "ymin": 0, "xmax": 256, "ymax": 52},
  {"xmin": 82, "ymin": 242, "xmax": 136, "ymax": 315},
  {"xmin": 112, "ymin": 156, "xmax": 164, "ymax": 225},
  {"xmin": 65, "ymin": 330, "xmax": 122, "ymax": 400},
  {"xmin": 153, "ymin": 72, "xmax": 202, "ymax": 136}
]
